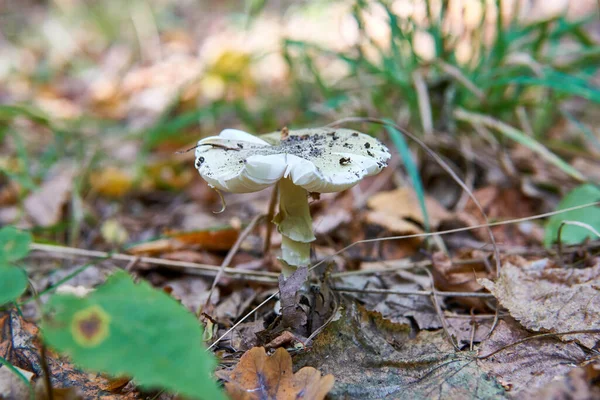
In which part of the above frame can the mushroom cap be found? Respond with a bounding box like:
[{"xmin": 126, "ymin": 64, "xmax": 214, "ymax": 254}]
[{"xmin": 194, "ymin": 128, "xmax": 390, "ymax": 193}]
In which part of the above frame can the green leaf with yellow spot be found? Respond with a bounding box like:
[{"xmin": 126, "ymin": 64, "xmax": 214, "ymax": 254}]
[
  {"xmin": 0, "ymin": 264, "xmax": 28, "ymax": 306},
  {"xmin": 42, "ymin": 271, "xmax": 225, "ymax": 400}
]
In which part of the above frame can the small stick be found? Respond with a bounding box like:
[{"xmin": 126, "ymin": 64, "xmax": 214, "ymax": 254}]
[
  {"xmin": 422, "ymin": 267, "xmax": 459, "ymax": 351},
  {"xmin": 331, "ymin": 286, "xmax": 495, "ymax": 298},
  {"xmin": 477, "ymin": 329, "xmax": 600, "ymax": 360},
  {"xmin": 29, "ymin": 243, "xmax": 278, "ymax": 280},
  {"xmin": 203, "ymin": 214, "xmax": 264, "ymax": 312}
]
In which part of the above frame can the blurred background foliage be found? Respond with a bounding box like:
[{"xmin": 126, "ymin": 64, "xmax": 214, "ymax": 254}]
[{"xmin": 0, "ymin": 0, "xmax": 598, "ymax": 234}]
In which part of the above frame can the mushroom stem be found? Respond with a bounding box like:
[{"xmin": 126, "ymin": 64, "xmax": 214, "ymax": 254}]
[{"xmin": 274, "ymin": 178, "xmax": 316, "ymax": 277}]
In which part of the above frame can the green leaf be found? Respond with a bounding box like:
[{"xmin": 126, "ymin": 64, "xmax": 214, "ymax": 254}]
[
  {"xmin": 544, "ymin": 184, "xmax": 600, "ymax": 247},
  {"xmin": 42, "ymin": 271, "xmax": 225, "ymax": 400},
  {"xmin": 0, "ymin": 227, "xmax": 32, "ymax": 262},
  {"xmin": 0, "ymin": 264, "xmax": 28, "ymax": 306}
]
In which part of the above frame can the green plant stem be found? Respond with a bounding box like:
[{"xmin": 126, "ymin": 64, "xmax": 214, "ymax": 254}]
[{"xmin": 274, "ymin": 178, "xmax": 315, "ymax": 277}]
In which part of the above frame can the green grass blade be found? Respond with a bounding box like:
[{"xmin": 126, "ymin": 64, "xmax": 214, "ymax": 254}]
[
  {"xmin": 384, "ymin": 122, "xmax": 430, "ymax": 232},
  {"xmin": 455, "ymin": 109, "xmax": 586, "ymax": 182}
]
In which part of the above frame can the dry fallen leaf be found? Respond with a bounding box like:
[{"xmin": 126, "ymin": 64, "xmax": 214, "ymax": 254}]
[
  {"xmin": 477, "ymin": 319, "xmax": 586, "ymax": 395},
  {"xmin": 431, "ymin": 251, "xmax": 488, "ymax": 293},
  {"xmin": 431, "ymin": 251, "xmax": 491, "ymax": 310},
  {"xmin": 279, "ymin": 266, "xmax": 308, "ymax": 329},
  {"xmin": 460, "ymin": 185, "xmax": 540, "ymax": 246},
  {"xmin": 367, "ymin": 187, "xmax": 451, "ymax": 228},
  {"xmin": 24, "ymin": 167, "xmax": 74, "ymax": 227},
  {"xmin": 524, "ymin": 361, "xmax": 600, "ymax": 400},
  {"xmin": 294, "ymin": 299, "xmax": 507, "ymax": 399},
  {"xmin": 224, "ymin": 347, "xmax": 334, "ymax": 400},
  {"xmin": 0, "ymin": 364, "xmax": 33, "ymax": 399},
  {"xmin": 480, "ymin": 259, "xmax": 600, "ymax": 349},
  {"xmin": 128, "ymin": 228, "xmax": 240, "ymax": 255},
  {"xmin": 89, "ymin": 166, "xmax": 134, "ymax": 198},
  {"xmin": 338, "ymin": 274, "xmax": 440, "ymax": 329}
]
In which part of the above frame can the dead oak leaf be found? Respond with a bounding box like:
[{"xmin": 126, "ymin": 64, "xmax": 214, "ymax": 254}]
[
  {"xmin": 480, "ymin": 259, "xmax": 600, "ymax": 349},
  {"xmin": 224, "ymin": 347, "xmax": 334, "ymax": 400}
]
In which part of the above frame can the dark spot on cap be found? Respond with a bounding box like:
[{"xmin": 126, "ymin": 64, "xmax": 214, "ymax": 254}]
[
  {"xmin": 364, "ymin": 142, "xmax": 371, "ymax": 149},
  {"xmin": 237, "ymin": 143, "xmax": 244, "ymax": 149},
  {"xmin": 352, "ymin": 132, "xmax": 359, "ymax": 137},
  {"xmin": 367, "ymin": 150, "xmax": 374, "ymax": 157},
  {"xmin": 339, "ymin": 157, "xmax": 351, "ymax": 165}
]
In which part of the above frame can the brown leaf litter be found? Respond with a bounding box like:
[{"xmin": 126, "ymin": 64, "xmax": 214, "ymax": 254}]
[
  {"xmin": 24, "ymin": 167, "xmax": 75, "ymax": 227},
  {"xmin": 294, "ymin": 299, "xmax": 507, "ymax": 399},
  {"xmin": 480, "ymin": 258, "xmax": 600, "ymax": 348},
  {"xmin": 279, "ymin": 267, "xmax": 309, "ymax": 329},
  {"xmin": 223, "ymin": 346, "xmax": 334, "ymax": 400},
  {"xmin": 477, "ymin": 318, "xmax": 587, "ymax": 395}
]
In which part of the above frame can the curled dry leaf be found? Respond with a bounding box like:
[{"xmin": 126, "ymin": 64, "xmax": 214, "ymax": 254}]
[
  {"xmin": 431, "ymin": 251, "xmax": 488, "ymax": 292},
  {"xmin": 279, "ymin": 266, "xmax": 308, "ymax": 329},
  {"xmin": 24, "ymin": 167, "xmax": 74, "ymax": 227},
  {"xmin": 477, "ymin": 319, "xmax": 586, "ymax": 395},
  {"xmin": 224, "ymin": 347, "xmax": 334, "ymax": 400},
  {"xmin": 431, "ymin": 251, "xmax": 491, "ymax": 310},
  {"xmin": 480, "ymin": 259, "xmax": 600, "ymax": 348}
]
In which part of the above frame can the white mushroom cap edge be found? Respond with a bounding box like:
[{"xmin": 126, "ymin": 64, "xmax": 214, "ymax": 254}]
[{"xmin": 194, "ymin": 128, "xmax": 391, "ymax": 193}]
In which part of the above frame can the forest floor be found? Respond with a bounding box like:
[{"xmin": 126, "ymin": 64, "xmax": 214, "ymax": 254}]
[{"xmin": 1, "ymin": 1, "xmax": 600, "ymax": 399}]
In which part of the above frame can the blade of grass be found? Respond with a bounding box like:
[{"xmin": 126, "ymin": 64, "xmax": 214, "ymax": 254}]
[
  {"xmin": 384, "ymin": 122, "xmax": 431, "ymax": 232},
  {"xmin": 454, "ymin": 108, "xmax": 586, "ymax": 182}
]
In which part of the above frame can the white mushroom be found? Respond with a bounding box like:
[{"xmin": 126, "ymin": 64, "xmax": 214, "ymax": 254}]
[{"xmin": 194, "ymin": 127, "xmax": 390, "ymax": 276}]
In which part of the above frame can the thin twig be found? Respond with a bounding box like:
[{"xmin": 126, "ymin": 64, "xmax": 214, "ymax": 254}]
[
  {"xmin": 332, "ymin": 286, "xmax": 494, "ymax": 298},
  {"xmin": 331, "ymin": 258, "xmax": 483, "ymax": 277},
  {"xmin": 421, "ymin": 267, "xmax": 459, "ymax": 350},
  {"xmin": 206, "ymin": 291, "xmax": 279, "ymax": 351},
  {"xmin": 204, "ymin": 214, "xmax": 264, "ymax": 311},
  {"xmin": 477, "ymin": 329, "xmax": 600, "ymax": 360},
  {"xmin": 29, "ymin": 243, "xmax": 278, "ymax": 281}
]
